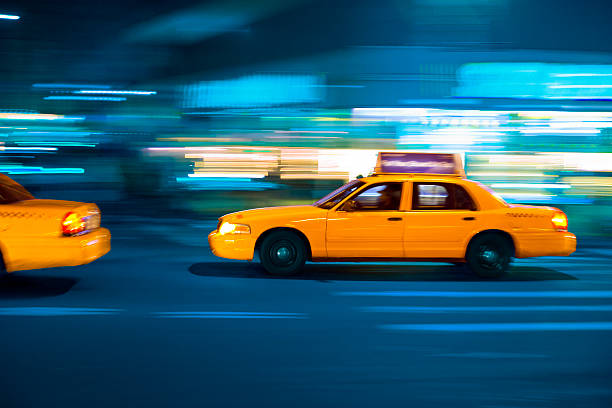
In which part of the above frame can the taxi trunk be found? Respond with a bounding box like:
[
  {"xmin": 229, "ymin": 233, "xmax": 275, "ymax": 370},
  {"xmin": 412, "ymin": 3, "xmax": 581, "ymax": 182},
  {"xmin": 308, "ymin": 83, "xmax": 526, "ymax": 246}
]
[{"xmin": 0, "ymin": 199, "xmax": 110, "ymax": 272}]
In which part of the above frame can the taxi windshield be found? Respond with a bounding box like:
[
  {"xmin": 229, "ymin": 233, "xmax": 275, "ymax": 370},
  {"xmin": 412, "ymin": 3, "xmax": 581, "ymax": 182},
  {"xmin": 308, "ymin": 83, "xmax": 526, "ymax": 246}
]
[
  {"xmin": 314, "ymin": 180, "xmax": 364, "ymax": 209},
  {"xmin": 0, "ymin": 175, "xmax": 34, "ymax": 204}
]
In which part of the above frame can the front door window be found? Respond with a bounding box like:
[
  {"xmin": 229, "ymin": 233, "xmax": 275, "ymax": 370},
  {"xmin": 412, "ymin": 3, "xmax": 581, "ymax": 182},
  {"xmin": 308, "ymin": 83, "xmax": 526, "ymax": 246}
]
[{"xmin": 343, "ymin": 182, "xmax": 403, "ymax": 211}]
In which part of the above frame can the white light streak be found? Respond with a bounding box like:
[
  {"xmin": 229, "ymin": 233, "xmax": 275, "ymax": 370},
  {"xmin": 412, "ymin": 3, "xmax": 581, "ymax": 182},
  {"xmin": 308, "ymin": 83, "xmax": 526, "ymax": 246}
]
[
  {"xmin": 188, "ymin": 172, "xmax": 267, "ymax": 179},
  {"xmin": 548, "ymin": 84, "xmax": 612, "ymax": 89},
  {"xmin": 491, "ymin": 183, "xmax": 571, "ymax": 189},
  {"xmin": 44, "ymin": 96, "xmax": 126, "ymax": 102},
  {"xmin": 76, "ymin": 90, "xmax": 157, "ymax": 95}
]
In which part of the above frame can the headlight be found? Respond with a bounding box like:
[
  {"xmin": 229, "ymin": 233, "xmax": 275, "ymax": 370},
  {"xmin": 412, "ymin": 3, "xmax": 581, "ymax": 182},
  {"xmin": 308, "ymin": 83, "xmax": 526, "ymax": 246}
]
[{"xmin": 218, "ymin": 222, "xmax": 251, "ymax": 235}]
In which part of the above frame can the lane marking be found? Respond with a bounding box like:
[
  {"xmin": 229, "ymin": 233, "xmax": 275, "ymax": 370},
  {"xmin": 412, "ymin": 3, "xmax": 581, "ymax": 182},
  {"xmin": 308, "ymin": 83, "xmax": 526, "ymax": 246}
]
[
  {"xmin": 433, "ymin": 352, "xmax": 548, "ymax": 359},
  {"xmin": 336, "ymin": 290, "xmax": 612, "ymax": 298},
  {"xmin": 152, "ymin": 312, "xmax": 308, "ymax": 319},
  {"xmin": 0, "ymin": 307, "xmax": 122, "ymax": 316},
  {"xmin": 360, "ymin": 305, "xmax": 612, "ymax": 313},
  {"xmin": 380, "ymin": 321, "xmax": 612, "ymax": 332},
  {"xmin": 517, "ymin": 257, "xmax": 606, "ymax": 262}
]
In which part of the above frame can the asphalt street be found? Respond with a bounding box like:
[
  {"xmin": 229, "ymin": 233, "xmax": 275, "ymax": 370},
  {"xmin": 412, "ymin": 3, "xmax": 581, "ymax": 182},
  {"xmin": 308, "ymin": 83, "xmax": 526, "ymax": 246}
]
[{"xmin": 1, "ymin": 215, "xmax": 611, "ymax": 408}]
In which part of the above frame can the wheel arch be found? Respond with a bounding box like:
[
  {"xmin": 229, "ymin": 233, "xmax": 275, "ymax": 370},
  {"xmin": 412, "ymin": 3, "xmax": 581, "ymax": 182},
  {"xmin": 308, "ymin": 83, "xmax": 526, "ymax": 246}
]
[
  {"xmin": 255, "ymin": 227, "xmax": 313, "ymax": 261},
  {"xmin": 465, "ymin": 229, "xmax": 516, "ymax": 258}
]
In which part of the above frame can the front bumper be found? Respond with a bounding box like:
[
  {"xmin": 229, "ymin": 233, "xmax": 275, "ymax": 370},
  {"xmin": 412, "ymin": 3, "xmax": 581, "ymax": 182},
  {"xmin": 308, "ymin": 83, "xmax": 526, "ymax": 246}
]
[
  {"xmin": 515, "ymin": 231, "xmax": 577, "ymax": 258},
  {"xmin": 208, "ymin": 230, "xmax": 255, "ymax": 260}
]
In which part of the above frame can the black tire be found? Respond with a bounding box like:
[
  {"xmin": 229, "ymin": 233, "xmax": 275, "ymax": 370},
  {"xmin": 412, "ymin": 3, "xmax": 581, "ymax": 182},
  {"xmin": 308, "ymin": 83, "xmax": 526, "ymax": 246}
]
[
  {"xmin": 259, "ymin": 230, "xmax": 307, "ymax": 276},
  {"xmin": 466, "ymin": 233, "xmax": 512, "ymax": 278},
  {"xmin": 0, "ymin": 251, "xmax": 7, "ymax": 279}
]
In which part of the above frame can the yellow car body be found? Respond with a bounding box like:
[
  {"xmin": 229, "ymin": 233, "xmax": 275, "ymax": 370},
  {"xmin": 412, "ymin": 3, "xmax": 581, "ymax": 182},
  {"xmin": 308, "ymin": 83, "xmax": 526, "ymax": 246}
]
[
  {"xmin": 209, "ymin": 173, "xmax": 576, "ymax": 275},
  {"xmin": 0, "ymin": 174, "xmax": 110, "ymax": 273}
]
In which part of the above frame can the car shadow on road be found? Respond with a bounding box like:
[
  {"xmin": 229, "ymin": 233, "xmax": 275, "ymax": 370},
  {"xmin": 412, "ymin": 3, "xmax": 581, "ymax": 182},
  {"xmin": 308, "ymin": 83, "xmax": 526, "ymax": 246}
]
[
  {"xmin": 0, "ymin": 275, "xmax": 79, "ymax": 298},
  {"xmin": 189, "ymin": 262, "xmax": 577, "ymax": 282}
]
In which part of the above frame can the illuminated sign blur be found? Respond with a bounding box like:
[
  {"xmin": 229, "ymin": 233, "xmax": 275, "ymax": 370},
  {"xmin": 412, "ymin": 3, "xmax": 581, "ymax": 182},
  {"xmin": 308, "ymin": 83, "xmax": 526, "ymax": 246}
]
[
  {"xmin": 375, "ymin": 152, "xmax": 464, "ymax": 176},
  {"xmin": 456, "ymin": 63, "xmax": 612, "ymax": 100},
  {"xmin": 183, "ymin": 74, "xmax": 324, "ymax": 108}
]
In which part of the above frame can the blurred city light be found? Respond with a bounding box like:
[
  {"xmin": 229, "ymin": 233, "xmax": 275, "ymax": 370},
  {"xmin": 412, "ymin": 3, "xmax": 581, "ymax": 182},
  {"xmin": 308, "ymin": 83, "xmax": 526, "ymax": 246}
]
[
  {"xmin": 0, "ymin": 13, "xmax": 19, "ymax": 20},
  {"xmin": 0, "ymin": 0, "xmax": 612, "ymax": 237}
]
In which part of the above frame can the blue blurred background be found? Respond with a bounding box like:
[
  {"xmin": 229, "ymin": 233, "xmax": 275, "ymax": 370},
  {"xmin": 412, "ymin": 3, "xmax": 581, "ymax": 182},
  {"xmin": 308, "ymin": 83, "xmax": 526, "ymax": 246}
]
[{"xmin": 2, "ymin": 0, "xmax": 612, "ymax": 237}]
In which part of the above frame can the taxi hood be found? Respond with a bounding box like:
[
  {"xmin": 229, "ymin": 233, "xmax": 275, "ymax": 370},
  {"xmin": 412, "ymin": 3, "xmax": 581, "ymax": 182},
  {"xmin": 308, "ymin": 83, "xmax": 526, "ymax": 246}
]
[{"xmin": 222, "ymin": 205, "xmax": 326, "ymax": 223}]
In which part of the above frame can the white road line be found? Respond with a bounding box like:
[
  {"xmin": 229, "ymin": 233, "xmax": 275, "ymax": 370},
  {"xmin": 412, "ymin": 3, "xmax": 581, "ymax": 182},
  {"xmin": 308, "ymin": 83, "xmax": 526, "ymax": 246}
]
[
  {"xmin": 360, "ymin": 305, "xmax": 612, "ymax": 313},
  {"xmin": 152, "ymin": 312, "xmax": 308, "ymax": 319},
  {"xmin": 432, "ymin": 352, "xmax": 548, "ymax": 359},
  {"xmin": 0, "ymin": 307, "xmax": 123, "ymax": 316},
  {"xmin": 336, "ymin": 290, "xmax": 612, "ymax": 298},
  {"xmin": 380, "ymin": 321, "xmax": 612, "ymax": 332},
  {"xmin": 517, "ymin": 257, "xmax": 606, "ymax": 262}
]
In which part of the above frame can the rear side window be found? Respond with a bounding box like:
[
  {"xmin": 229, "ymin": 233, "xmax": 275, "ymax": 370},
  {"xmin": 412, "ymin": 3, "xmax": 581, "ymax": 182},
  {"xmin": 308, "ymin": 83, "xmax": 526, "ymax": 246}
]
[
  {"xmin": 412, "ymin": 183, "xmax": 476, "ymax": 211},
  {"xmin": 0, "ymin": 175, "xmax": 34, "ymax": 204}
]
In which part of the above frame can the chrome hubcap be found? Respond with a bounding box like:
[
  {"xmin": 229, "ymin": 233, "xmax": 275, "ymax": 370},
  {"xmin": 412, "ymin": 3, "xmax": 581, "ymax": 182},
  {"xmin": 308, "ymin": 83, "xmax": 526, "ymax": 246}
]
[
  {"xmin": 270, "ymin": 240, "xmax": 297, "ymax": 266},
  {"xmin": 276, "ymin": 247, "xmax": 291, "ymax": 260},
  {"xmin": 481, "ymin": 249, "xmax": 497, "ymax": 263}
]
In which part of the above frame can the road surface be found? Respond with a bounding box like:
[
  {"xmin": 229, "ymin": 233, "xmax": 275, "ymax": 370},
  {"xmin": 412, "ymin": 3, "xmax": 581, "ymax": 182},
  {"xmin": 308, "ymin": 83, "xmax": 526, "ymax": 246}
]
[{"xmin": 1, "ymin": 216, "xmax": 611, "ymax": 407}]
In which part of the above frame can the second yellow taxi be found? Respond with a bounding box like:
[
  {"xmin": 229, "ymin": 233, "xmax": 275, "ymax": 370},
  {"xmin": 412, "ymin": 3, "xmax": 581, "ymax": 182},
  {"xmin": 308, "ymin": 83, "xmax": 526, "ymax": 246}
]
[{"xmin": 0, "ymin": 173, "xmax": 110, "ymax": 274}]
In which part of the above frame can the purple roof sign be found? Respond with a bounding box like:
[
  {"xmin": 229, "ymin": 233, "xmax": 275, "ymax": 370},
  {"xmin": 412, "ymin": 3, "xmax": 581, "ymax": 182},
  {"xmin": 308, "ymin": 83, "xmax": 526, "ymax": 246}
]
[{"xmin": 375, "ymin": 152, "xmax": 464, "ymax": 176}]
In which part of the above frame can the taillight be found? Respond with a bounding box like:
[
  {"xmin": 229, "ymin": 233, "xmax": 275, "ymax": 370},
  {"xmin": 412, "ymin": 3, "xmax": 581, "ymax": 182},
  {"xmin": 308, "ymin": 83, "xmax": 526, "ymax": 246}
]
[
  {"xmin": 62, "ymin": 212, "xmax": 86, "ymax": 236},
  {"xmin": 551, "ymin": 211, "xmax": 568, "ymax": 231}
]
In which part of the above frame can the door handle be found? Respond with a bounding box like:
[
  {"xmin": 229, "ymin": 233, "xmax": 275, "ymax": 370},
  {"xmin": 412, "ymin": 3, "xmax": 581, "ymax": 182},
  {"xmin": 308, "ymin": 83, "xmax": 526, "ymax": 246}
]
[
  {"xmin": 463, "ymin": 217, "xmax": 476, "ymax": 221},
  {"xmin": 387, "ymin": 217, "xmax": 403, "ymax": 221}
]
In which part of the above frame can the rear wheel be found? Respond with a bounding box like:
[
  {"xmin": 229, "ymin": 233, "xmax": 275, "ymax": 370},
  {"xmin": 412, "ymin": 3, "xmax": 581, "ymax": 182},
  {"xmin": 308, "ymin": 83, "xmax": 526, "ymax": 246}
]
[
  {"xmin": 259, "ymin": 231, "xmax": 307, "ymax": 276},
  {"xmin": 466, "ymin": 233, "xmax": 512, "ymax": 278}
]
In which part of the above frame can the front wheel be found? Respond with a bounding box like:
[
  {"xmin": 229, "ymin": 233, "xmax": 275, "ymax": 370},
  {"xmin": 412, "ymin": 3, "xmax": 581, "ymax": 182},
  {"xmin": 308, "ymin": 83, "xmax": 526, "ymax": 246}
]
[
  {"xmin": 466, "ymin": 234, "xmax": 512, "ymax": 278},
  {"xmin": 259, "ymin": 231, "xmax": 307, "ymax": 276}
]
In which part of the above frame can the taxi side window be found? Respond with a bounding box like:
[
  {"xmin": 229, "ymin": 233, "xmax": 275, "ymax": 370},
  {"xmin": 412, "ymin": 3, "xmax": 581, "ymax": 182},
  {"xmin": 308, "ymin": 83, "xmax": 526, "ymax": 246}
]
[
  {"xmin": 413, "ymin": 183, "xmax": 476, "ymax": 211},
  {"xmin": 343, "ymin": 182, "xmax": 403, "ymax": 211},
  {"xmin": 0, "ymin": 179, "xmax": 34, "ymax": 204}
]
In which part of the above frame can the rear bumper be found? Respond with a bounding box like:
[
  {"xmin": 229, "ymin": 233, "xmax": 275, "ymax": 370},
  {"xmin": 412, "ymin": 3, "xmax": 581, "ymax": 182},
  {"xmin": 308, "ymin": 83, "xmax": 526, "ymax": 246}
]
[
  {"xmin": 514, "ymin": 231, "xmax": 576, "ymax": 258},
  {"xmin": 5, "ymin": 228, "xmax": 111, "ymax": 272},
  {"xmin": 208, "ymin": 230, "xmax": 254, "ymax": 261}
]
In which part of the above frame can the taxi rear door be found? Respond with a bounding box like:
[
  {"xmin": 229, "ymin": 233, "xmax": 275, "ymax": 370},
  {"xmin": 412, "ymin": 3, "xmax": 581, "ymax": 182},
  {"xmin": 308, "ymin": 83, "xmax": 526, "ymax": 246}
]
[
  {"xmin": 326, "ymin": 182, "xmax": 406, "ymax": 258},
  {"xmin": 403, "ymin": 181, "xmax": 479, "ymax": 259}
]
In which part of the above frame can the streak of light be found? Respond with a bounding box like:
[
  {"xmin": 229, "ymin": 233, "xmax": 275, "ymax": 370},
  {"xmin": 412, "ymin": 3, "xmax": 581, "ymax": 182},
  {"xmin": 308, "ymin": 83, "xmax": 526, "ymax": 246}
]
[
  {"xmin": 44, "ymin": 96, "xmax": 127, "ymax": 101},
  {"xmin": 33, "ymin": 83, "xmax": 111, "ymax": 89},
  {"xmin": 491, "ymin": 183, "xmax": 571, "ymax": 189},
  {"xmin": 75, "ymin": 90, "xmax": 157, "ymax": 95},
  {"xmin": 188, "ymin": 172, "xmax": 267, "ymax": 178}
]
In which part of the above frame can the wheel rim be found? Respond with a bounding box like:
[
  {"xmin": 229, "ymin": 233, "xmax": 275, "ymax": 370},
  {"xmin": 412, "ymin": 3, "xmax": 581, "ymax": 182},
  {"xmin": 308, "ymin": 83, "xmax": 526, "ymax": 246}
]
[
  {"xmin": 269, "ymin": 240, "xmax": 297, "ymax": 266},
  {"xmin": 478, "ymin": 244, "xmax": 503, "ymax": 270}
]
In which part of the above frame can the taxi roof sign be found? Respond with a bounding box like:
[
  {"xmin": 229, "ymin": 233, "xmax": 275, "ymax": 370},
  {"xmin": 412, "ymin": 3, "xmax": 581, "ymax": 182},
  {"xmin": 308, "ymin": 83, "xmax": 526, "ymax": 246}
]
[{"xmin": 374, "ymin": 152, "xmax": 465, "ymax": 177}]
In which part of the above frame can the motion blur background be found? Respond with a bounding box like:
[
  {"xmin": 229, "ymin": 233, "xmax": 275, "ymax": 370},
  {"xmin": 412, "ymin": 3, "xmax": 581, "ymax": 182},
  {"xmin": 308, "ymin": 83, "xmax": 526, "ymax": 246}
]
[{"xmin": 2, "ymin": 0, "xmax": 612, "ymax": 237}]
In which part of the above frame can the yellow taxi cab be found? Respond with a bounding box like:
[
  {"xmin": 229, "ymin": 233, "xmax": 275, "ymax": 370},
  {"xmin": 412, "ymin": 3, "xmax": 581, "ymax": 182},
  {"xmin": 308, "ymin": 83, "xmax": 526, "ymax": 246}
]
[
  {"xmin": 208, "ymin": 152, "xmax": 576, "ymax": 278},
  {"xmin": 0, "ymin": 173, "xmax": 110, "ymax": 274}
]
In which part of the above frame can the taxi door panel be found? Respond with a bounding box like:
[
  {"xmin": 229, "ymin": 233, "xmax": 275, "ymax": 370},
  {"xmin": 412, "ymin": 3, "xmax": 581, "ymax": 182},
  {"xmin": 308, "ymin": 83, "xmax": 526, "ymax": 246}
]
[
  {"xmin": 403, "ymin": 211, "xmax": 477, "ymax": 258},
  {"xmin": 326, "ymin": 211, "xmax": 405, "ymax": 257},
  {"xmin": 403, "ymin": 181, "xmax": 479, "ymax": 258}
]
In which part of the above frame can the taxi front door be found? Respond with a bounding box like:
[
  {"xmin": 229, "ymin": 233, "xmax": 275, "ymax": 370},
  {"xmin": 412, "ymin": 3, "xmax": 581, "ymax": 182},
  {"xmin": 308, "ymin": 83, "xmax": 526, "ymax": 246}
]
[{"xmin": 325, "ymin": 182, "xmax": 405, "ymax": 258}]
